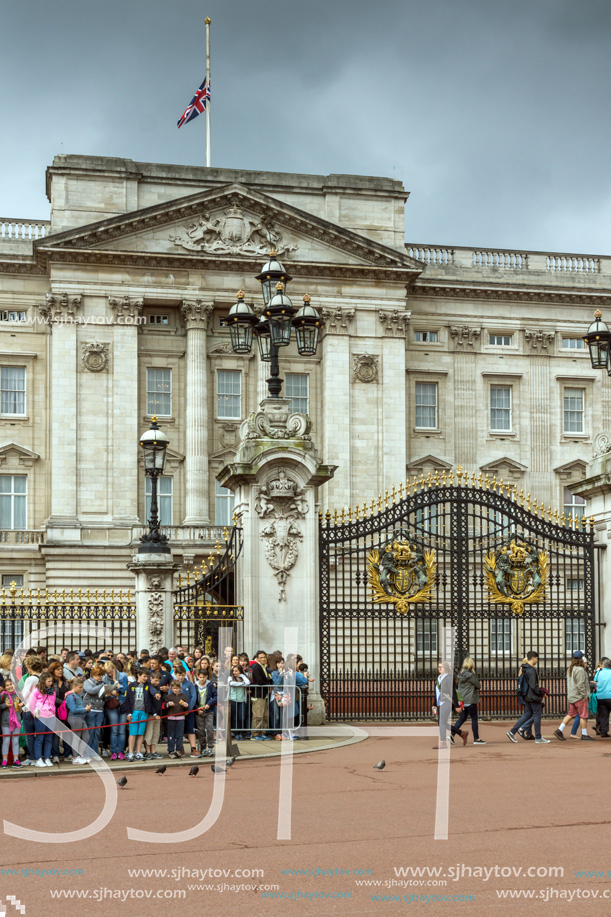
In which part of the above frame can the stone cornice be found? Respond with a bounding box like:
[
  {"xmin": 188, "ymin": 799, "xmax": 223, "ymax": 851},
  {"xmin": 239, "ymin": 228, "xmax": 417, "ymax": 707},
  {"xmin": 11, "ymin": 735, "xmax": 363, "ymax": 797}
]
[
  {"xmin": 180, "ymin": 299, "xmax": 214, "ymax": 330},
  {"xmin": 411, "ymin": 282, "xmax": 611, "ymax": 307}
]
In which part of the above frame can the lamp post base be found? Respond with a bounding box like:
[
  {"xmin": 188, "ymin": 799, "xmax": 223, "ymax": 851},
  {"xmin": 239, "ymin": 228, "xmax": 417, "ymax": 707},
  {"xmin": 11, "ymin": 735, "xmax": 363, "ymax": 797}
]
[{"xmin": 138, "ymin": 542, "xmax": 171, "ymax": 554}]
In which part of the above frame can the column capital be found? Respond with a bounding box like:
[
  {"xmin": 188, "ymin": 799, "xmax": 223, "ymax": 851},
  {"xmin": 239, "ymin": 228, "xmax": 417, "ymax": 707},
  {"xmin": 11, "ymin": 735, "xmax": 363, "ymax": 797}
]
[
  {"xmin": 378, "ymin": 309, "xmax": 411, "ymax": 338},
  {"xmin": 181, "ymin": 299, "xmax": 214, "ymax": 330},
  {"xmin": 524, "ymin": 329, "xmax": 555, "ymax": 353},
  {"xmin": 39, "ymin": 292, "xmax": 82, "ymax": 324},
  {"xmin": 109, "ymin": 295, "xmax": 144, "ymax": 322},
  {"xmin": 320, "ymin": 304, "xmax": 355, "ymax": 335}
]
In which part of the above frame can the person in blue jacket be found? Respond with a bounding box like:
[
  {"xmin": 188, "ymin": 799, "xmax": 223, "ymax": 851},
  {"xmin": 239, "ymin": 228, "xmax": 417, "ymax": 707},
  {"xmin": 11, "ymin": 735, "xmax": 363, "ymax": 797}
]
[{"xmin": 172, "ymin": 667, "xmax": 199, "ymax": 758}]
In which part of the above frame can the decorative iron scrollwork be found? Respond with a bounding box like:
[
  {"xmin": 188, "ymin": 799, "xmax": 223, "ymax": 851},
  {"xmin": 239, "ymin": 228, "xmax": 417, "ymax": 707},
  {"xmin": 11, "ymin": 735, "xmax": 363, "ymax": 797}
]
[
  {"xmin": 484, "ymin": 535, "xmax": 549, "ymax": 615},
  {"xmin": 367, "ymin": 531, "xmax": 436, "ymax": 614}
]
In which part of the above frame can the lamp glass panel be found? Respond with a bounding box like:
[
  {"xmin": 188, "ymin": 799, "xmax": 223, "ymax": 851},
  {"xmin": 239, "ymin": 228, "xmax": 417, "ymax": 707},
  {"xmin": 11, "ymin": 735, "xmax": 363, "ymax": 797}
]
[
  {"xmin": 269, "ymin": 313, "xmax": 292, "ymax": 347},
  {"xmin": 295, "ymin": 324, "xmax": 319, "ymax": 355},
  {"xmin": 229, "ymin": 322, "xmax": 253, "ymax": 354}
]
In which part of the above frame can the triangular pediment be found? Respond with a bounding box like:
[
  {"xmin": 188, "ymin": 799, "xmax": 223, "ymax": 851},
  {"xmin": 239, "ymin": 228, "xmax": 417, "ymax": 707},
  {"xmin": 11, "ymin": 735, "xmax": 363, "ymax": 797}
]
[
  {"xmin": 480, "ymin": 456, "xmax": 528, "ymax": 480},
  {"xmin": 0, "ymin": 442, "xmax": 40, "ymax": 467},
  {"xmin": 37, "ymin": 183, "xmax": 422, "ymax": 277},
  {"xmin": 407, "ymin": 455, "xmax": 453, "ymax": 474},
  {"xmin": 553, "ymin": 459, "xmax": 588, "ymax": 482}
]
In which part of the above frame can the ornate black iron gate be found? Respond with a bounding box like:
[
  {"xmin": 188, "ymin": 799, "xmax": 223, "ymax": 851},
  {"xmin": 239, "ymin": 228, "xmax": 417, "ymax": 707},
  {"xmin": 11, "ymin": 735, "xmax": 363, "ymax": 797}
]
[{"xmin": 319, "ymin": 472, "xmax": 598, "ymax": 720}]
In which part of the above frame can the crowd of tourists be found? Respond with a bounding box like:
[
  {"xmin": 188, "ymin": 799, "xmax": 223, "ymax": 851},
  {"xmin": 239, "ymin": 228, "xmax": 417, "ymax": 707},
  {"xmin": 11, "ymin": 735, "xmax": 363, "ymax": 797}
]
[
  {"xmin": 0, "ymin": 645, "xmax": 314, "ymax": 768},
  {"xmin": 434, "ymin": 649, "xmax": 608, "ymax": 747}
]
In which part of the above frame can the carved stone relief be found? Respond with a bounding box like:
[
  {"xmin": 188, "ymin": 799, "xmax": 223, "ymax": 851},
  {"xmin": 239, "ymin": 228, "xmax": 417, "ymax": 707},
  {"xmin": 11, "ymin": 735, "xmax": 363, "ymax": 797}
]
[
  {"xmin": 109, "ymin": 295, "xmax": 144, "ymax": 322},
  {"xmin": 255, "ymin": 469, "xmax": 309, "ymax": 601},
  {"xmin": 524, "ymin": 330, "xmax": 555, "ymax": 353},
  {"xmin": 169, "ymin": 202, "xmax": 298, "ymax": 257},
  {"xmin": 39, "ymin": 292, "xmax": 82, "ymax": 322},
  {"xmin": 352, "ymin": 353, "xmax": 379, "ymax": 383},
  {"xmin": 320, "ymin": 305, "xmax": 355, "ymax": 334},
  {"xmin": 81, "ymin": 342, "xmax": 109, "ymax": 373},
  {"xmin": 450, "ymin": 326, "xmax": 481, "ymax": 348},
  {"xmin": 378, "ymin": 310, "xmax": 411, "ymax": 337},
  {"xmin": 146, "ymin": 573, "xmax": 165, "ymax": 653}
]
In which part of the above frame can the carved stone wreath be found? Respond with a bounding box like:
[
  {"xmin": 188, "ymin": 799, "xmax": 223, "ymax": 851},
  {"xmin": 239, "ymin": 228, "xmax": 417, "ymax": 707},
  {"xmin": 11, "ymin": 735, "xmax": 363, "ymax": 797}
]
[
  {"xmin": 81, "ymin": 342, "xmax": 109, "ymax": 373},
  {"xmin": 353, "ymin": 353, "xmax": 379, "ymax": 384}
]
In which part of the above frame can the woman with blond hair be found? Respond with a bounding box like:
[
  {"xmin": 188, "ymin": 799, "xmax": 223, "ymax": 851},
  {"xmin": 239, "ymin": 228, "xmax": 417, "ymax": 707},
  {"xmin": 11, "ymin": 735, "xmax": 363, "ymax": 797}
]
[
  {"xmin": 554, "ymin": 651, "xmax": 595, "ymax": 742},
  {"xmin": 451, "ymin": 657, "xmax": 486, "ymax": 745}
]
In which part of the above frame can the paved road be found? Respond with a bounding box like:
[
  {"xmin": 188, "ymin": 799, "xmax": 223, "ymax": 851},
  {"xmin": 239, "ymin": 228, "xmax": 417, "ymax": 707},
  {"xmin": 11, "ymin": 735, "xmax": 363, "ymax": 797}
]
[{"xmin": 0, "ymin": 723, "xmax": 608, "ymax": 916}]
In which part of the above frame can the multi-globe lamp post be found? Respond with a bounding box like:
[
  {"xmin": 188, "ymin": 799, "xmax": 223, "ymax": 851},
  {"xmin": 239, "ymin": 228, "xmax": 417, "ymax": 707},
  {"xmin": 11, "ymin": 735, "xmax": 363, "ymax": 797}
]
[
  {"xmin": 138, "ymin": 415, "xmax": 170, "ymax": 554},
  {"xmin": 224, "ymin": 251, "xmax": 324, "ymax": 396}
]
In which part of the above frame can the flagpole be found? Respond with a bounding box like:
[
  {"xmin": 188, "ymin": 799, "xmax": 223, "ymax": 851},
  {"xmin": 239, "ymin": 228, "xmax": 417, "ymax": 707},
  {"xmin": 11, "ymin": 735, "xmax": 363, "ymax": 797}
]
[{"xmin": 205, "ymin": 17, "xmax": 211, "ymax": 167}]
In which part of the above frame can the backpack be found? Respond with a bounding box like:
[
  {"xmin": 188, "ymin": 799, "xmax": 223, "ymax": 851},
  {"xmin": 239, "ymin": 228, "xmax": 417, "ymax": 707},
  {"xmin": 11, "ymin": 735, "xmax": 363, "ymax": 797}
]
[{"xmin": 517, "ymin": 671, "xmax": 529, "ymax": 698}]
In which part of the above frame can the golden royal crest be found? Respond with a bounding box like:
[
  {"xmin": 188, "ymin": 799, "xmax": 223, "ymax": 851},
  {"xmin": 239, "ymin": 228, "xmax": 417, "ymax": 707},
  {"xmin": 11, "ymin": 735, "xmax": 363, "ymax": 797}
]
[
  {"xmin": 367, "ymin": 531, "xmax": 436, "ymax": 614},
  {"xmin": 484, "ymin": 536, "xmax": 549, "ymax": 615}
]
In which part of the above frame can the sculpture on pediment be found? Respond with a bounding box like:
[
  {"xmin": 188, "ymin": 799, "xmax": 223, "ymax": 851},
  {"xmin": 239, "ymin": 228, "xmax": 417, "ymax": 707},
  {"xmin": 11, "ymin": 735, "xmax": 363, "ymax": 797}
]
[{"xmin": 169, "ymin": 202, "xmax": 298, "ymax": 258}]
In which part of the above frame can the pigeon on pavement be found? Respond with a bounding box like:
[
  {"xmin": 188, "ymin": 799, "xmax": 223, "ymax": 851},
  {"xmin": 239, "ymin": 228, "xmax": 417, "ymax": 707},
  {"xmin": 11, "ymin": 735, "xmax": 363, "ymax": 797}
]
[
  {"xmin": 226, "ymin": 757, "xmax": 236, "ymax": 767},
  {"xmin": 155, "ymin": 766, "xmax": 167, "ymax": 775},
  {"xmin": 117, "ymin": 776, "xmax": 128, "ymax": 788},
  {"xmin": 211, "ymin": 765, "xmax": 226, "ymax": 774},
  {"xmin": 373, "ymin": 760, "xmax": 386, "ymax": 770},
  {"xmin": 188, "ymin": 765, "xmax": 199, "ymax": 777}
]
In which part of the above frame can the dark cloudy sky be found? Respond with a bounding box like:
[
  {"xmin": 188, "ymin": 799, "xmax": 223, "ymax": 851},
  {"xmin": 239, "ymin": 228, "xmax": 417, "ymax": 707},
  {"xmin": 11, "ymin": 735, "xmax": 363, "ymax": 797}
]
[{"xmin": 3, "ymin": 0, "xmax": 611, "ymax": 253}]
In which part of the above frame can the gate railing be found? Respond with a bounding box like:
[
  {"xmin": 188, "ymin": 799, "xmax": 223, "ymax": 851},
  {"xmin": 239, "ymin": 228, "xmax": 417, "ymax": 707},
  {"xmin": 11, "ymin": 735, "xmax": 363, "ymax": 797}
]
[{"xmin": 0, "ymin": 582, "xmax": 136, "ymax": 654}]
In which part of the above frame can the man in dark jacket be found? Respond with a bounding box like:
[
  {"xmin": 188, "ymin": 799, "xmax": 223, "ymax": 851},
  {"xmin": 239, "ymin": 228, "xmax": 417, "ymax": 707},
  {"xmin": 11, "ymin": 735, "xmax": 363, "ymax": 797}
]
[
  {"xmin": 251, "ymin": 651, "xmax": 272, "ymax": 740},
  {"xmin": 507, "ymin": 651, "xmax": 550, "ymax": 744}
]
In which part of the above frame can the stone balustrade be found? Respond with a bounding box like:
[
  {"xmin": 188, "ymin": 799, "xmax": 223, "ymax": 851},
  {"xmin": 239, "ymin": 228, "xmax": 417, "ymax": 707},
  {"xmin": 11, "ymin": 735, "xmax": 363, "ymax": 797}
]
[
  {"xmin": 0, "ymin": 530, "xmax": 46, "ymax": 545},
  {"xmin": 0, "ymin": 218, "xmax": 50, "ymax": 240},
  {"xmin": 131, "ymin": 524, "xmax": 227, "ymax": 546}
]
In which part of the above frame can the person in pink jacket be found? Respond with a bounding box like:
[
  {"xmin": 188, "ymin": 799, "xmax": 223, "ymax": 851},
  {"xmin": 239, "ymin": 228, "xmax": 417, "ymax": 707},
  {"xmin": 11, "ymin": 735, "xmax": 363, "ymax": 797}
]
[{"xmin": 29, "ymin": 672, "xmax": 57, "ymax": 768}]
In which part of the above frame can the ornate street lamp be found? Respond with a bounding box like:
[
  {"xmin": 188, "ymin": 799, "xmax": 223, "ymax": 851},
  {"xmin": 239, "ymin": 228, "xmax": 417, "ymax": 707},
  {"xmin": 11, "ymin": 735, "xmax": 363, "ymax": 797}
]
[
  {"xmin": 223, "ymin": 254, "xmax": 324, "ymax": 399},
  {"xmin": 584, "ymin": 310, "xmax": 611, "ymax": 371},
  {"xmin": 139, "ymin": 416, "xmax": 170, "ymax": 554}
]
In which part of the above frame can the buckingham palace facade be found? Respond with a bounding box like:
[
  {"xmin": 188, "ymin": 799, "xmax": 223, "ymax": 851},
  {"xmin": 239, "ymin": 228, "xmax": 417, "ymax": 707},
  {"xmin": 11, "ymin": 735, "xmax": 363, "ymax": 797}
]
[{"xmin": 0, "ymin": 153, "xmax": 608, "ymax": 593}]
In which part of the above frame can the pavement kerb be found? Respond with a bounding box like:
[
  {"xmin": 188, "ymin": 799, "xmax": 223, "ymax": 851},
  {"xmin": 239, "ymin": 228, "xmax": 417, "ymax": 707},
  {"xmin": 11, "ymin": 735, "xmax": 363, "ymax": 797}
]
[{"xmin": 0, "ymin": 729, "xmax": 369, "ymax": 779}]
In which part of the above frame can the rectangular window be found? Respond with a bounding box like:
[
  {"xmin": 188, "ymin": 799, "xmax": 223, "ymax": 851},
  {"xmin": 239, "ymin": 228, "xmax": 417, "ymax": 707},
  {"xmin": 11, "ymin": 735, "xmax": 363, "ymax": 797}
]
[
  {"xmin": 415, "ymin": 503, "xmax": 439, "ymax": 534},
  {"xmin": 0, "ymin": 367, "xmax": 26, "ymax": 415},
  {"xmin": 0, "ymin": 311, "xmax": 26, "ymax": 323},
  {"xmin": 0, "ymin": 476, "xmax": 26, "ymax": 529},
  {"xmin": 565, "ymin": 618, "xmax": 585, "ymax": 653},
  {"xmin": 146, "ymin": 368, "xmax": 172, "ymax": 416},
  {"xmin": 563, "ymin": 486, "xmax": 586, "ymax": 522},
  {"xmin": 562, "ymin": 338, "xmax": 585, "ymax": 350},
  {"xmin": 415, "ymin": 382, "xmax": 438, "ymax": 429},
  {"xmin": 490, "ymin": 385, "xmax": 512, "ymax": 431},
  {"xmin": 414, "ymin": 331, "xmax": 438, "ymax": 343},
  {"xmin": 215, "ymin": 481, "xmax": 235, "ymax": 526},
  {"xmin": 1, "ymin": 575, "xmax": 23, "ymax": 588},
  {"xmin": 147, "ymin": 314, "xmax": 169, "ymax": 326},
  {"xmin": 285, "ymin": 373, "xmax": 309, "ymax": 414},
  {"xmin": 145, "ymin": 476, "xmax": 173, "ymax": 527},
  {"xmin": 566, "ymin": 578, "xmax": 584, "ymax": 594},
  {"xmin": 490, "ymin": 619, "xmax": 512, "ymax": 653},
  {"xmin": 0, "ymin": 573, "xmax": 24, "ymax": 649},
  {"xmin": 564, "ymin": 388, "xmax": 584, "ymax": 434},
  {"xmin": 489, "ymin": 334, "xmax": 512, "ymax": 346},
  {"xmin": 217, "ymin": 370, "xmax": 241, "ymax": 420},
  {"xmin": 416, "ymin": 619, "xmax": 438, "ymax": 654}
]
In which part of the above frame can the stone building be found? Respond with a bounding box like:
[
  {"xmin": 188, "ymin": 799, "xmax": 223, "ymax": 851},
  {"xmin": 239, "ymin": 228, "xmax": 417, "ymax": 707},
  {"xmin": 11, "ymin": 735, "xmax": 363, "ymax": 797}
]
[{"xmin": 0, "ymin": 153, "xmax": 608, "ymax": 597}]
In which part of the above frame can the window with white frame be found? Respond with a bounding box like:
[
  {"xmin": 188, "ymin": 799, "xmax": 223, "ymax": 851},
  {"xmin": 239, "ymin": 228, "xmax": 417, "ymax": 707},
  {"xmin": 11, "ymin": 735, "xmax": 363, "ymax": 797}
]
[
  {"xmin": 147, "ymin": 314, "xmax": 169, "ymax": 326},
  {"xmin": 563, "ymin": 388, "xmax": 585, "ymax": 434},
  {"xmin": 215, "ymin": 481, "xmax": 235, "ymax": 526},
  {"xmin": 566, "ymin": 578, "xmax": 584, "ymax": 595},
  {"xmin": 416, "ymin": 619, "xmax": 438, "ymax": 654},
  {"xmin": 285, "ymin": 373, "xmax": 309, "ymax": 414},
  {"xmin": 0, "ymin": 367, "xmax": 26, "ymax": 416},
  {"xmin": 414, "ymin": 331, "xmax": 438, "ymax": 343},
  {"xmin": 562, "ymin": 338, "xmax": 585, "ymax": 350},
  {"xmin": 415, "ymin": 382, "xmax": 438, "ymax": 429},
  {"xmin": 563, "ymin": 487, "xmax": 586, "ymax": 522},
  {"xmin": 0, "ymin": 311, "xmax": 26, "ymax": 323},
  {"xmin": 565, "ymin": 618, "xmax": 585, "ymax": 653},
  {"xmin": 0, "ymin": 476, "xmax": 26, "ymax": 529},
  {"xmin": 217, "ymin": 370, "xmax": 241, "ymax": 419},
  {"xmin": 146, "ymin": 368, "xmax": 172, "ymax": 416},
  {"xmin": 145, "ymin": 476, "xmax": 173, "ymax": 527},
  {"xmin": 489, "ymin": 334, "xmax": 512, "ymax": 346},
  {"xmin": 490, "ymin": 618, "xmax": 512, "ymax": 653},
  {"xmin": 490, "ymin": 385, "xmax": 512, "ymax": 431}
]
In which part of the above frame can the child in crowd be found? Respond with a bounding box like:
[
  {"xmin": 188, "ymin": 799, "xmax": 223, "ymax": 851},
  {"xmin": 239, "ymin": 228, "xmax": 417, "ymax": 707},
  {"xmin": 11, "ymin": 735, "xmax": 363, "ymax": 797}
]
[
  {"xmin": 1, "ymin": 678, "xmax": 23, "ymax": 767},
  {"xmin": 173, "ymin": 668, "xmax": 198, "ymax": 757},
  {"xmin": 196, "ymin": 668, "xmax": 217, "ymax": 755},
  {"xmin": 125, "ymin": 668, "xmax": 153, "ymax": 761},
  {"xmin": 165, "ymin": 680, "xmax": 189, "ymax": 758},
  {"xmin": 65, "ymin": 676, "xmax": 92, "ymax": 764},
  {"xmin": 29, "ymin": 672, "xmax": 57, "ymax": 768},
  {"xmin": 144, "ymin": 673, "xmax": 163, "ymax": 760},
  {"xmin": 228, "ymin": 664, "xmax": 248, "ymax": 741},
  {"xmin": 20, "ymin": 656, "xmax": 43, "ymax": 766}
]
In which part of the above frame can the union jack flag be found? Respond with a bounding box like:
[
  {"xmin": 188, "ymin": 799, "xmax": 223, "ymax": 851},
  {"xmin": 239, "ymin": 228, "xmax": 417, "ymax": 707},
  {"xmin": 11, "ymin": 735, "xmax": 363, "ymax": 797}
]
[{"xmin": 177, "ymin": 78, "xmax": 211, "ymax": 128}]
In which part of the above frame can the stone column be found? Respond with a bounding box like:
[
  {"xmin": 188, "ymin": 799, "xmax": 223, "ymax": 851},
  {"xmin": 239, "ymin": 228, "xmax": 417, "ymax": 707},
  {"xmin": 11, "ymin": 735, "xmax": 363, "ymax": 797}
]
[
  {"xmin": 40, "ymin": 293, "xmax": 82, "ymax": 539},
  {"xmin": 378, "ymin": 309, "xmax": 410, "ymax": 492},
  {"xmin": 450, "ymin": 325, "xmax": 481, "ymax": 468},
  {"xmin": 128, "ymin": 552, "xmax": 181, "ymax": 653},
  {"xmin": 109, "ymin": 296, "xmax": 143, "ymax": 526},
  {"xmin": 218, "ymin": 400, "xmax": 336, "ymax": 723},
  {"xmin": 320, "ymin": 304, "xmax": 355, "ymax": 510},
  {"xmin": 181, "ymin": 300, "xmax": 214, "ymax": 524},
  {"xmin": 525, "ymin": 330, "xmax": 555, "ymax": 505}
]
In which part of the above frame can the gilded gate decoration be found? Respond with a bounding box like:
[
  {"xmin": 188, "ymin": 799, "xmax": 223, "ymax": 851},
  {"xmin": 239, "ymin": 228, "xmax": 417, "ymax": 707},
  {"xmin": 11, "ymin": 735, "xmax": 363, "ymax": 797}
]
[
  {"xmin": 367, "ymin": 532, "xmax": 436, "ymax": 613},
  {"xmin": 319, "ymin": 468, "xmax": 599, "ymax": 721},
  {"xmin": 484, "ymin": 536, "xmax": 549, "ymax": 616}
]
